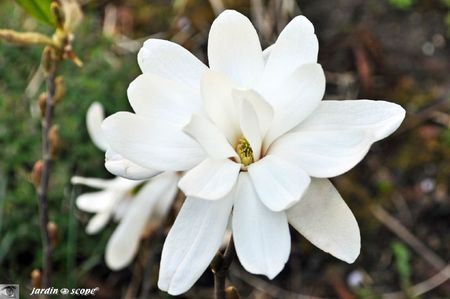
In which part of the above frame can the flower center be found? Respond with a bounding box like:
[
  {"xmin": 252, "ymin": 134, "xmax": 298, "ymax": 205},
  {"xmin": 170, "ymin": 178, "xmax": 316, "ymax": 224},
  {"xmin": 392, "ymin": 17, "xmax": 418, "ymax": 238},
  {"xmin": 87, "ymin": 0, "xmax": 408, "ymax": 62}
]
[{"xmin": 235, "ymin": 137, "xmax": 254, "ymax": 166}]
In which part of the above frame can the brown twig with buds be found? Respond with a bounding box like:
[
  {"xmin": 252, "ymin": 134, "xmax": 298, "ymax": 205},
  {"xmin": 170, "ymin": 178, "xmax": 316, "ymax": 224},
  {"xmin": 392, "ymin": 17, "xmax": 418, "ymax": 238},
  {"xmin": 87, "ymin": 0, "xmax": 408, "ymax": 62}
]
[{"xmin": 211, "ymin": 237, "xmax": 239, "ymax": 299}]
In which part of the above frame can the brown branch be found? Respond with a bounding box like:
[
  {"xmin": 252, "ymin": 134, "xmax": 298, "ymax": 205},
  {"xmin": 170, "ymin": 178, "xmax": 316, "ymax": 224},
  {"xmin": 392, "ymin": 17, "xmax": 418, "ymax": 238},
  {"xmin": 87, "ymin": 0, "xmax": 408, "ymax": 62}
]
[
  {"xmin": 212, "ymin": 236, "xmax": 236, "ymax": 299},
  {"xmin": 37, "ymin": 59, "xmax": 59, "ymax": 290}
]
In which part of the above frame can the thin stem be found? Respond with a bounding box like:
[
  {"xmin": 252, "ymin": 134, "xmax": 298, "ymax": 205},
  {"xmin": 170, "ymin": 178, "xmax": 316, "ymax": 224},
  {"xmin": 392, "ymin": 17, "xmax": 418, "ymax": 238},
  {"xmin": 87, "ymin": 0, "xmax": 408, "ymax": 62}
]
[
  {"xmin": 38, "ymin": 62, "xmax": 58, "ymax": 289},
  {"xmin": 213, "ymin": 236, "xmax": 236, "ymax": 299}
]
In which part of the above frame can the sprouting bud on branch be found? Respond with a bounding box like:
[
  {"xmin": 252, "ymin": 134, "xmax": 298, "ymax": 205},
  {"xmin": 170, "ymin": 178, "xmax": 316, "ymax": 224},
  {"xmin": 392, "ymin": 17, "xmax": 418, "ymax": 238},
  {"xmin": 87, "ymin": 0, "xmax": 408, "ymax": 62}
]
[
  {"xmin": 49, "ymin": 125, "xmax": 61, "ymax": 159},
  {"xmin": 51, "ymin": 0, "xmax": 65, "ymax": 31},
  {"xmin": 0, "ymin": 29, "xmax": 55, "ymax": 47},
  {"xmin": 47, "ymin": 221, "xmax": 59, "ymax": 249},
  {"xmin": 225, "ymin": 286, "xmax": 240, "ymax": 299},
  {"xmin": 38, "ymin": 93, "xmax": 48, "ymax": 117},
  {"xmin": 42, "ymin": 46, "xmax": 56, "ymax": 74},
  {"xmin": 54, "ymin": 76, "xmax": 66, "ymax": 103},
  {"xmin": 31, "ymin": 269, "xmax": 42, "ymax": 289},
  {"xmin": 31, "ymin": 160, "xmax": 44, "ymax": 189}
]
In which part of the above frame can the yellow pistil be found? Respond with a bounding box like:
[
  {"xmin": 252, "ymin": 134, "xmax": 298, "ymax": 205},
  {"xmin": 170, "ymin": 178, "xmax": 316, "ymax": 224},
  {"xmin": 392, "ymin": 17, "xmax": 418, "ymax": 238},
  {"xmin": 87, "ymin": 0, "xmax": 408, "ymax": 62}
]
[{"xmin": 235, "ymin": 137, "xmax": 254, "ymax": 166}]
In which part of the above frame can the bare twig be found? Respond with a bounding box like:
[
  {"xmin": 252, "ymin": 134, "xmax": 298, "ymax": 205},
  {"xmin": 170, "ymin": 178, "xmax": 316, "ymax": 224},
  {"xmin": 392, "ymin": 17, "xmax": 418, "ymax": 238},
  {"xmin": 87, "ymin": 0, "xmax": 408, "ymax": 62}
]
[
  {"xmin": 212, "ymin": 236, "xmax": 236, "ymax": 299},
  {"xmin": 38, "ymin": 59, "xmax": 58, "ymax": 290}
]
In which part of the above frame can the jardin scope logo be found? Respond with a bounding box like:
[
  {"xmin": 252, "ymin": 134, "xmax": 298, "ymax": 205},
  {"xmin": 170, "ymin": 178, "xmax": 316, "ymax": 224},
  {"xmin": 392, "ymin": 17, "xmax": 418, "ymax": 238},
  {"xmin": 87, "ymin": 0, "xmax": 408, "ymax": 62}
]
[{"xmin": 0, "ymin": 285, "xmax": 18, "ymax": 299}]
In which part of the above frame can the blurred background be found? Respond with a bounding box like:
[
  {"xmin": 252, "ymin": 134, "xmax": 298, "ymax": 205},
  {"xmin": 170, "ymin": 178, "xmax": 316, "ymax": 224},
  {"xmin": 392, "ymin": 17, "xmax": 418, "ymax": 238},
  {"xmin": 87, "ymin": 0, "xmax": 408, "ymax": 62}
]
[{"xmin": 0, "ymin": 0, "xmax": 449, "ymax": 298}]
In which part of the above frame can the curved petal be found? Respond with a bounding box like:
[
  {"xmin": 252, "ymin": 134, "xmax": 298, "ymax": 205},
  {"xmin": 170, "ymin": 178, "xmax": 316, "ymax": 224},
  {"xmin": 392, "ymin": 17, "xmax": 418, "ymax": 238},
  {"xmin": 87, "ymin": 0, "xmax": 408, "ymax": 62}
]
[
  {"xmin": 105, "ymin": 149, "xmax": 161, "ymax": 180},
  {"xmin": 287, "ymin": 178, "xmax": 360, "ymax": 263},
  {"xmin": 103, "ymin": 112, "xmax": 205, "ymax": 171},
  {"xmin": 202, "ymin": 70, "xmax": 240, "ymax": 143},
  {"xmin": 86, "ymin": 211, "xmax": 111, "ymax": 234},
  {"xmin": 105, "ymin": 172, "xmax": 179, "ymax": 270},
  {"xmin": 75, "ymin": 190, "xmax": 118, "ymax": 213},
  {"xmin": 178, "ymin": 159, "xmax": 240, "ymax": 200},
  {"xmin": 248, "ymin": 155, "xmax": 310, "ymax": 212},
  {"xmin": 259, "ymin": 15, "xmax": 318, "ymax": 93},
  {"xmin": 208, "ymin": 10, "xmax": 264, "ymax": 87},
  {"xmin": 71, "ymin": 176, "xmax": 113, "ymax": 190},
  {"xmin": 233, "ymin": 88, "xmax": 274, "ymax": 140},
  {"xmin": 128, "ymin": 73, "xmax": 201, "ymax": 125},
  {"xmin": 264, "ymin": 63, "xmax": 326, "ymax": 147},
  {"xmin": 158, "ymin": 195, "xmax": 233, "ymax": 295},
  {"xmin": 293, "ymin": 100, "xmax": 406, "ymax": 141},
  {"xmin": 86, "ymin": 102, "xmax": 108, "ymax": 151},
  {"xmin": 138, "ymin": 39, "xmax": 207, "ymax": 91},
  {"xmin": 183, "ymin": 114, "xmax": 237, "ymax": 159},
  {"xmin": 237, "ymin": 97, "xmax": 262, "ymax": 161},
  {"xmin": 269, "ymin": 129, "xmax": 372, "ymax": 178},
  {"xmin": 232, "ymin": 173, "xmax": 291, "ymax": 279}
]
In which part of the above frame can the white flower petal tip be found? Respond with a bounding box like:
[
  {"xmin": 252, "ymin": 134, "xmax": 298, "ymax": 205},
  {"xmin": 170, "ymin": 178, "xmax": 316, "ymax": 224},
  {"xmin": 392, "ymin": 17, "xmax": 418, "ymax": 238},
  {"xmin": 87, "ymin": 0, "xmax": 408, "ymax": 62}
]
[
  {"xmin": 158, "ymin": 195, "xmax": 233, "ymax": 295},
  {"xmin": 248, "ymin": 155, "xmax": 311, "ymax": 212},
  {"xmin": 178, "ymin": 159, "xmax": 240, "ymax": 200},
  {"xmin": 233, "ymin": 173, "xmax": 291, "ymax": 279},
  {"xmin": 208, "ymin": 10, "xmax": 264, "ymax": 87},
  {"xmin": 287, "ymin": 179, "xmax": 361, "ymax": 264},
  {"xmin": 105, "ymin": 149, "xmax": 161, "ymax": 180},
  {"xmin": 85, "ymin": 212, "xmax": 111, "ymax": 235},
  {"xmin": 86, "ymin": 102, "xmax": 109, "ymax": 151}
]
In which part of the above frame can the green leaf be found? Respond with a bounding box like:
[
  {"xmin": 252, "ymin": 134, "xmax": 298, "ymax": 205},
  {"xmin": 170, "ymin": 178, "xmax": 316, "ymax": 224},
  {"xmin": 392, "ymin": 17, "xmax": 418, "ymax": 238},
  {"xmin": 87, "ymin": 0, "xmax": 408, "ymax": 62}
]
[{"xmin": 15, "ymin": 0, "xmax": 55, "ymax": 27}]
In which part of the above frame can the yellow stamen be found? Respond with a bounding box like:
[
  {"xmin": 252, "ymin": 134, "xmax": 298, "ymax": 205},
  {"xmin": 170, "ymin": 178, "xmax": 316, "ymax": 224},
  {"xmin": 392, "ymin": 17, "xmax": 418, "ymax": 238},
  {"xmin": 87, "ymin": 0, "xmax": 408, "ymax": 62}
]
[{"xmin": 235, "ymin": 137, "xmax": 254, "ymax": 166}]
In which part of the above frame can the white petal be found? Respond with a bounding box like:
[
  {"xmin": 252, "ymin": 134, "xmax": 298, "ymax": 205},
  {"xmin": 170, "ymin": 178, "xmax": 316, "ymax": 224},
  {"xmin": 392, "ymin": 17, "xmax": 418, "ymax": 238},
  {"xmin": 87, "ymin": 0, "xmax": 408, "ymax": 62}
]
[
  {"xmin": 293, "ymin": 100, "xmax": 406, "ymax": 141},
  {"xmin": 86, "ymin": 211, "xmax": 111, "ymax": 234},
  {"xmin": 128, "ymin": 73, "xmax": 201, "ymax": 125},
  {"xmin": 233, "ymin": 88, "xmax": 274, "ymax": 137},
  {"xmin": 264, "ymin": 63, "xmax": 326, "ymax": 147},
  {"xmin": 183, "ymin": 114, "xmax": 237, "ymax": 159},
  {"xmin": 86, "ymin": 102, "xmax": 108, "ymax": 151},
  {"xmin": 259, "ymin": 16, "xmax": 318, "ymax": 93},
  {"xmin": 75, "ymin": 190, "xmax": 118, "ymax": 213},
  {"xmin": 232, "ymin": 173, "xmax": 291, "ymax": 279},
  {"xmin": 269, "ymin": 129, "xmax": 372, "ymax": 178},
  {"xmin": 178, "ymin": 159, "xmax": 240, "ymax": 200},
  {"xmin": 237, "ymin": 97, "xmax": 262, "ymax": 161},
  {"xmin": 158, "ymin": 195, "xmax": 233, "ymax": 295},
  {"xmin": 105, "ymin": 148, "xmax": 161, "ymax": 180},
  {"xmin": 149, "ymin": 172, "xmax": 179, "ymax": 221},
  {"xmin": 287, "ymin": 178, "xmax": 360, "ymax": 263},
  {"xmin": 248, "ymin": 155, "xmax": 310, "ymax": 212},
  {"xmin": 103, "ymin": 112, "xmax": 205, "ymax": 171},
  {"xmin": 138, "ymin": 39, "xmax": 207, "ymax": 91},
  {"xmin": 71, "ymin": 176, "xmax": 113, "ymax": 189},
  {"xmin": 208, "ymin": 10, "xmax": 264, "ymax": 87},
  {"xmin": 202, "ymin": 70, "xmax": 240, "ymax": 143},
  {"xmin": 105, "ymin": 172, "xmax": 178, "ymax": 270}
]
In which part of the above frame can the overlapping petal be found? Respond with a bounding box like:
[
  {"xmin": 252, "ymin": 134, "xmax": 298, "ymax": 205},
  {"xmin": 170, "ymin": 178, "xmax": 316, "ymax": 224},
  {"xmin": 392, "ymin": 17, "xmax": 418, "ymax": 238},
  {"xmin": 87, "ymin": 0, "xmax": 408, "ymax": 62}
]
[
  {"xmin": 138, "ymin": 39, "xmax": 207, "ymax": 91},
  {"xmin": 287, "ymin": 179, "xmax": 360, "ymax": 263},
  {"xmin": 259, "ymin": 15, "xmax": 318, "ymax": 93},
  {"xmin": 208, "ymin": 10, "xmax": 264, "ymax": 87},
  {"xmin": 232, "ymin": 173, "xmax": 291, "ymax": 279},
  {"xmin": 102, "ymin": 112, "xmax": 205, "ymax": 171},
  {"xmin": 105, "ymin": 172, "xmax": 179, "ymax": 270},
  {"xmin": 248, "ymin": 155, "xmax": 310, "ymax": 212},
  {"xmin": 158, "ymin": 194, "xmax": 233, "ymax": 295},
  {"xmin": 105, "ymin": 149, "xmax": 161, "ymax": 180},
  {"xmin": 86, "ymin": 102, "xmax": 109, "ymax": 151},
  {"xmin": 178, "ymin": 158, "xmax": 240, "ymax": 200}
]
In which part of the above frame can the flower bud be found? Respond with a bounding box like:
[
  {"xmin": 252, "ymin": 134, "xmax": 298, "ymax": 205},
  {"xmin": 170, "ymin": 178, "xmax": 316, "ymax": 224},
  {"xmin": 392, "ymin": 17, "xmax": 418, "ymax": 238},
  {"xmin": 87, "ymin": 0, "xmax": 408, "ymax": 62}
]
[
  {"xmin": 54, "ymin": 76, "xmax": 66, "ymax": 104},
  {"xmin": 31, "ymin": 269, "xmax": 41, "ymax": 288},
  {"xmin": 51, "ymin": 0, "xmax": 65, "ymax": 30},
  {"xmin": 0, "ymin": 29, "xmax": 54, "ymax": 46},
  {"xmin": 225, "ymin": 286, "xmax": 240, "ymax": 299},
  {"xmin": 38, "ymin": 93, "xmax": 48, "ymax": 117},
  {"xmin": 47, "ymin": 221, "xmax": 59, "ymax": 248},
  {"xmin": 42, "ymin": 46, "xmax": 55, "ymax": 74},
  {"xmin": 31, "ymin": 160, "xmax": 44, "ymax": 188},
  {"xmin": 49, "ymin": 125, "xmax": 61, "ymax": 159}
]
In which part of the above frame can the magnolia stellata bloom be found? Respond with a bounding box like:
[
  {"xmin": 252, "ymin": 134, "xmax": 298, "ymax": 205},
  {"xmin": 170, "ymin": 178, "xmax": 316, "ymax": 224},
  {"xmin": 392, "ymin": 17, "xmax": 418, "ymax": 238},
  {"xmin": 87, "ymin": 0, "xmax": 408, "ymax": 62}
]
[
  {"xmin": 102, "ymin": 10, "xmax": 405, "ymax": 295},
  {"xmin": 73, "ymin": 102, "xmax": 179, "ymax": 270}
]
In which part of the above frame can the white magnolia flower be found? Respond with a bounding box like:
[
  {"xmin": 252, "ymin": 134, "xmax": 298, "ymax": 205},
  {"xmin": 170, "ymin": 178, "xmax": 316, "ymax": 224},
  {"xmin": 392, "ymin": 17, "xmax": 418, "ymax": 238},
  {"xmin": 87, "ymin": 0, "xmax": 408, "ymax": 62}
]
[
  {"xmin": 102, "ymin": 10, "xmax": 405, "ymax": 295},
  {"xmin": 73, "ymin": 102, "xmax": 179, "ymax": 270}
]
